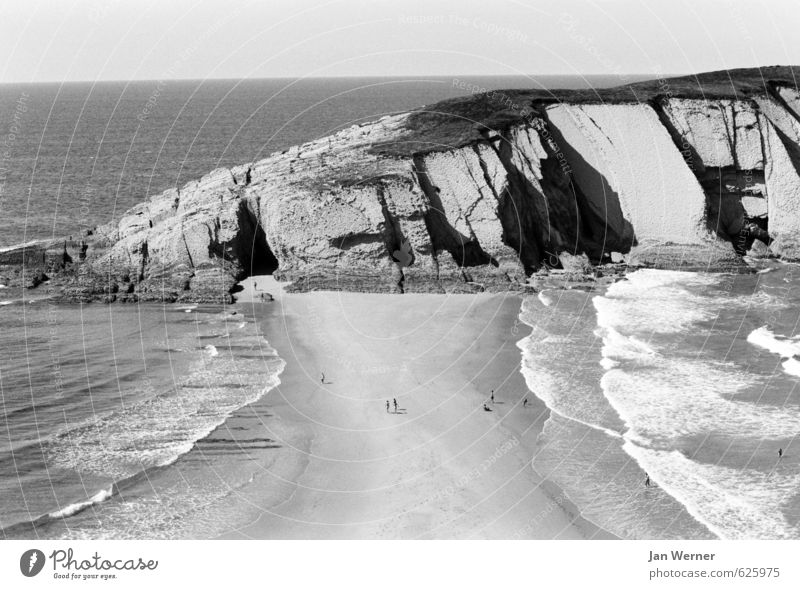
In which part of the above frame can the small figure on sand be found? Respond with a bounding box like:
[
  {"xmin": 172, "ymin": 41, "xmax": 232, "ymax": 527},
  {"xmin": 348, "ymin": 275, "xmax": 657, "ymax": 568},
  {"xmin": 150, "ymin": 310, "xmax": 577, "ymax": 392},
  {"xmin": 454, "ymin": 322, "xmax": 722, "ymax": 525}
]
[
  {"xmin": 386, "ymin": 400, "xmax": 390, "ymax": 413},
  {"xmin": 779, "ymin": 448, "xmax": 784, "ymax": 459},
  {"xmin": 393, "ymin": 398, "xmax": 398, "ymax": 413},
  {"xmin": 253, "ymin": 281, "xmax": 257, "ymax": 291},
  {"xmin": 321, "ymin": 372, "xmax": 325, "ymax": 384},
  {"xmin": 644, "ymin": 473, "xmax": 651, "ymax": 488},
  {"xmin": 490, "ymin": 390, "xmax": 495, "ymax": 404},
  {"xmin": 483, "ymin": 403, "xmax": 492, "ymax": 412},
  {"xmin": 523, "ymin": 397, "xmax": 528, "ymax": 408}
]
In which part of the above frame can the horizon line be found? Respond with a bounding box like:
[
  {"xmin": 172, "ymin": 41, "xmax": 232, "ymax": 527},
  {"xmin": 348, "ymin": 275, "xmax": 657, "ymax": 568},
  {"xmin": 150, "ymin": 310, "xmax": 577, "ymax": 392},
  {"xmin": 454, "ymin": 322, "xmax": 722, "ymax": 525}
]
[{"xmin": 0, "ymin": 72, "xmax": 672, "ymax": 86}]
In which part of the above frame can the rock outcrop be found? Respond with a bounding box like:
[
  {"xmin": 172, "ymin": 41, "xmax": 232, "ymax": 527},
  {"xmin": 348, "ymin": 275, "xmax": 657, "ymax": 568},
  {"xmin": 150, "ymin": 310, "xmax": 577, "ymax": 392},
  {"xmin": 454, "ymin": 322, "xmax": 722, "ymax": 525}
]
[{"xmin": 3, "ymin": 66, "xmax": 800, "ymax": 302}]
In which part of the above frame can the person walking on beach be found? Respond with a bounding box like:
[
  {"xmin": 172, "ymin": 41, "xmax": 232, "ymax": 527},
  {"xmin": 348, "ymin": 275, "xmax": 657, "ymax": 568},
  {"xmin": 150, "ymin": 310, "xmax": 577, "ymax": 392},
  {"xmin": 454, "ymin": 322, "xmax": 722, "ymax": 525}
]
[
  {"xmin": 523, "ymin": 397, "xmax": 528, "ymax": 408},
  {"xmin": 779, "ymin": 448, "xmax": 784, "ymax": 459},
  {"xmin": 645, "ymin": 473, "xmax": 651, "ymax": 488},
  {"xmin": 321, "ymin": 372, "xmax": 325, "ymax": 384},
  {"xmin": 490, "ymin": 390, "xmax": 495, "ymax": 404},
  {"xmin": 386, "ymin": 400, "xmax": 390, "ymax": 413},
  {"xmin": 393, "ymin": 398, "xmax": 398, "ymax": 413}
]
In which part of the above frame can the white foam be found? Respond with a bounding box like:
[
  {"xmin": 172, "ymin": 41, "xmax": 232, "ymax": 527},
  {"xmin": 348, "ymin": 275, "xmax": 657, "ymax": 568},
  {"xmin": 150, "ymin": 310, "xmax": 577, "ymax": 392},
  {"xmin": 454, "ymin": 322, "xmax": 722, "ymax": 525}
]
[
  {"xmin": 600, "ymin": 354, "xmax": 800, "ymax": 441},
  {"xmin": 518, "ymin": 348, "xmax": 623, "ymax": 440},
  {"xmin": 517, "ymin": 302, "xmax": 625, "ymax": 438},
  {"xmin": 782, "ymin": 358, "xmax": 800, "ymax": 377},
  {"xmin": 0, "ymin": 240, "xmax": 42, "ymax": 253},
  {"xmin": 595, "ymin": 326, "xmax": 656, "ymax": 365},
  {"xmin": 748, "ymin": 326, "xmax": 800, "ymax": 358},
  {"xmin": 49, "ymin": 487, "xmax": 114, "ymax": 519},
  {"xmin": 599, "ymin": 357, "xmax": 618, "ymax": 370},
  {"xmin": 624, "ymin": 441, "xmax": 800, "ymax": 539},
  {"xmin": 594, "ymin": 269, "xmax": 718, "ymax": 335},
  {"xmin": 537, "ymin": 291, "xmax": 554, "ymax": 307},
  {"xmin": 46, "ymin": 318, "xmax": 286, "ymax": 481},
  {"xmin": 571, "ymin": 267, "xmax": 800, "ymax": 539},
  {"xmin": 592, "ymin": 270, "xmax": 800, "ymax": 438},
  {"xmin": 748, "ymin": 326, "xmax": 800, "ymax": 378}
]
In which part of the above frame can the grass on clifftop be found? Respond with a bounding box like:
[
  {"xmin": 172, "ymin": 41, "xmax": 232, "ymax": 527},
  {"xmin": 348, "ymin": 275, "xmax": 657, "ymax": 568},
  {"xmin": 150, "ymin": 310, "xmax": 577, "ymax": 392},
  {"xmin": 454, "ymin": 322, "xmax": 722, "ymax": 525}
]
[{"xmin": 371, "ymin": 66, "xmax": 800, "ymax": 158}]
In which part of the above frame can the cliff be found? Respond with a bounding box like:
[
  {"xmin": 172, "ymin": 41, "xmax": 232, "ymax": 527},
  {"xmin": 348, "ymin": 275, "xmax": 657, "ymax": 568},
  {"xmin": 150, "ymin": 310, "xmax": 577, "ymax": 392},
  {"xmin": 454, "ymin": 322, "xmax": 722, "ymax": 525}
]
[{"xmin": 3, "ymin": 66, "xmax": 800, "ymax": 303}]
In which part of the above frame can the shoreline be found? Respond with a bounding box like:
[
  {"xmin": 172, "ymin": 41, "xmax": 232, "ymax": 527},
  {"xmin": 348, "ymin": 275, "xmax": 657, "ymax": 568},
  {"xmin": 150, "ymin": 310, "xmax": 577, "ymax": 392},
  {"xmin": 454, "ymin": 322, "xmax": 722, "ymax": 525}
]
[{"xmin": 215, "ymin": 276, "xmax": 614, "ymax": 539}]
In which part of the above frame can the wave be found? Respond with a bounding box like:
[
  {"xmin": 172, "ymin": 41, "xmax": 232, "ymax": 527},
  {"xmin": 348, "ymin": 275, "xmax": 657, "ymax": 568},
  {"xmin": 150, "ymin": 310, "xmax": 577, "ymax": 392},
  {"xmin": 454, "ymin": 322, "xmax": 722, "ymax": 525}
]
[
  {"xmin": 747, "ymin": 326, "xmax": 800, "ymax": 357},
  {"xmin": 0, "ymin": 239, "xmax": 43, "ymax": 253},
  {"xmin": 782, "ymin": 358, "xmax": 800, "ymax": 377},
  {"xmin": 49, "ymin": 487, "xmax": 114, "ymax": 519},
  {"xmin": 43, "ymin": 315, "xmax": 286, "ymax": 482},
  {"xmin": 0, "ymin": 485, "xmax": 115, "ymax": 537},
  {"xmin": 0, "ymin": 450, "xmax": 207, "ymax": 537},
  {"xmin": 624, "ymin": 441, "xmax": 800, "ymax": 539},
  {"xmin": 517, "ymin": 289, "xmax": 627, "ymax": 438},
  {"xmin": 593, "ymin": 269, "xmax": 719, "ymax": 335},
  {"xmin": 516, "ymin": 337, "xmax": 623, "ymax": 440},
  {"xmin": 596, "ymin": 273, "xmax": 800, "ymax": 441},
  {"xmin": 599, "ymin": 360, "xmax": 800, "ymax": 442},
  {"xmin": 747, "ymin": 326, "xmax": 800, "ymax": 377},
  {"xmin": 590, "ymin": 269, "xmax": 800, "ymax": 539},
  {"xmin": 594, "ymin": 325, "xmax": 656, "ymax": 367}
]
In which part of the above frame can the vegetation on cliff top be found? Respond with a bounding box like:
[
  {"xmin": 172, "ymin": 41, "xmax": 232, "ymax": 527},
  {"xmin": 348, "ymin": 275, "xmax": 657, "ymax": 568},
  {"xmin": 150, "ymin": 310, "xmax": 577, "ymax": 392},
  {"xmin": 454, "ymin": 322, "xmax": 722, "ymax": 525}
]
[{"xmin": 373, "ymin": 66, "xmax": 800, "ymax": 157}]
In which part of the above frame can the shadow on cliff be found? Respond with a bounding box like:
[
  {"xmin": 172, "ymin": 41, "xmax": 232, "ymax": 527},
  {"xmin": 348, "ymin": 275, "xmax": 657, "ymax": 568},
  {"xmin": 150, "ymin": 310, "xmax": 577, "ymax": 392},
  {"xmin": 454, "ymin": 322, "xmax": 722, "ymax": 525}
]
[
  {"xmin": 237, "ymin": 200, "xmax": 279, "ymax": 277},
  {"xmin": 491, "ymin": 130, "xmax": 600, "ymax": 272},
  {"xmin": 412, "ymin": 155, "xmax": 500, "ymax": 269},
  {"xmin": 542, "ymin": 118, "xmax": 637, "ymax": 260}
]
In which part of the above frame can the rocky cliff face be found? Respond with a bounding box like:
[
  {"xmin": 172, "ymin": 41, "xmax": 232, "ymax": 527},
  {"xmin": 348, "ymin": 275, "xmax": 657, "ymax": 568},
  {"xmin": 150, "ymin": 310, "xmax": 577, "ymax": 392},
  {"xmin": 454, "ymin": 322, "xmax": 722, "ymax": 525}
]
[{"xmin": 3, "ymin": 67, "xmax": 800, "ymax": 302}]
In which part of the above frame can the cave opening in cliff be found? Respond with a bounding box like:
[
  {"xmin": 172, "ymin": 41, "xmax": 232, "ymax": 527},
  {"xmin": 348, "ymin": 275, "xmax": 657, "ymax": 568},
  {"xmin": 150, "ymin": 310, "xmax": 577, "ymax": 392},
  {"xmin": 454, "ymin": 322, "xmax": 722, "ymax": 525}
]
[
  {"xmin": 251, "ymin": 241, "xmax": 279, "ymax": 275},
  {"xmin": 246, "ymin": 218, "xmax": 279, "ymax": 276},
  {"xmin": 238, "ymin": 201, "xmax": 279, "ymax": 277},
  {"xmin": 249, "ymin": 234, "xmax": 279, "ymax": 275}
]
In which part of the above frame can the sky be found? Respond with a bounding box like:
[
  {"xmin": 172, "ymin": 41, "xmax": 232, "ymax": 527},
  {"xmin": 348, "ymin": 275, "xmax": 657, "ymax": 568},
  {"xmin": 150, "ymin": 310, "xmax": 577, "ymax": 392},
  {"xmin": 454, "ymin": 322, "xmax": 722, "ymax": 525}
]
[{"xmin": 1, "ymin": 0, "xmax": 799, "ymax": 83}]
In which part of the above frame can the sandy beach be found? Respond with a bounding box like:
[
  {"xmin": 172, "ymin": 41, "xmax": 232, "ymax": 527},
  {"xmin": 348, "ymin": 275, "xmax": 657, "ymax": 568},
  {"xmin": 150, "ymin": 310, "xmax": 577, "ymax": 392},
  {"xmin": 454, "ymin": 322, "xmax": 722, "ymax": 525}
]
[{"xmin": 209, "ymin": 277, "xmax": 612, "ymax": 539}]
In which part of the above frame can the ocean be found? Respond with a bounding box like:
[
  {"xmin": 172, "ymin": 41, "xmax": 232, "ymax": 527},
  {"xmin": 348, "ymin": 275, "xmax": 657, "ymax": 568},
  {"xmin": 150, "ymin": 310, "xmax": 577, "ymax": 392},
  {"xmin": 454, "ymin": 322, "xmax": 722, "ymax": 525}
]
[
  {"xmin": 520, "ymin": 265, "xmax": 800, "ymax": 540},
  {"xmin": 6, "ymin": 74, "xmax": 791, "ymax": 540},
  {"xmin": 0, "ymin": 301, "xmax": 285, "ymax": 538}
]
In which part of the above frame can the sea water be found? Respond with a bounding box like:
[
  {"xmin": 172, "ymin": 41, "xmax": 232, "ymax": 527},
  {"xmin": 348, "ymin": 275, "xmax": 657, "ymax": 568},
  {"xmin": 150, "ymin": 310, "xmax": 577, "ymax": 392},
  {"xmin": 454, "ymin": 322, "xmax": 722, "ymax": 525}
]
[
  {"xmin": 519, "ymin": 265, "xmax": 800, "ymax": 539},
  {"xmin": 0, "ymin": 302, "xmax": 284, "ymax": 539}
]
